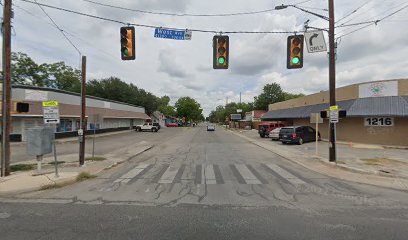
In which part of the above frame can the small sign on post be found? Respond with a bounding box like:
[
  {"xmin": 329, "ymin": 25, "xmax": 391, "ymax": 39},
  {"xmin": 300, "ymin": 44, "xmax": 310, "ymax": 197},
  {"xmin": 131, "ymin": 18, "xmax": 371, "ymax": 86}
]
[
  {"xmin": 330, "ymin": 110, "xmax": 339, "ymax": 123},
  {"xmin": 42, "ymin": 101, "xmax": 60, "ymax": 177},
  {"xmin": 42, "ymin": 101, "xmax": 60, "ymax": 124}
]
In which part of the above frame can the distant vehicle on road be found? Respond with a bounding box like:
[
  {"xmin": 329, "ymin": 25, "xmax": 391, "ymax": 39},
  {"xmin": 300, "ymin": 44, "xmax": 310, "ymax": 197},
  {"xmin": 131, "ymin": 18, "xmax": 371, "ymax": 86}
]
[
  {"xmin": 135, "ymin": 122, "xmax": 159, "ymax": 132},
  {"xmin": 270, "ymin": 127, "xmax": 282, "ymax": 141},
  {"xmin": 279, "ymin": 126, "xmax": 320, "ymax": 145},
  {"xmin": 166, "ymin": 123, "xmax": 178, "ymax": 127},
  {"xmin": 258, "ymin": 122, "xmax": 285, "ymax": 138},
  {"xmin": 207, "ymin": 125, "xmax": 215, "ymax": 131}
]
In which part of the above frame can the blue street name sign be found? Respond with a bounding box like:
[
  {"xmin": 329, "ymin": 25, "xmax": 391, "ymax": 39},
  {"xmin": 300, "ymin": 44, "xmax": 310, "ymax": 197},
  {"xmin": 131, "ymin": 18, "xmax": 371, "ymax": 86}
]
[{"xmin": 154, "ymin": 28, "xmax": 192, "ymax": 40}]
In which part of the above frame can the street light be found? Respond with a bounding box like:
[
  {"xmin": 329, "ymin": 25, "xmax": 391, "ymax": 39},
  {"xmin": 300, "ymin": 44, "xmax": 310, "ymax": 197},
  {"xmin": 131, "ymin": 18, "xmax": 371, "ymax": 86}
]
[{"xmin": 276, "ymin": 1, "xmax": 337, "ymax": 162}]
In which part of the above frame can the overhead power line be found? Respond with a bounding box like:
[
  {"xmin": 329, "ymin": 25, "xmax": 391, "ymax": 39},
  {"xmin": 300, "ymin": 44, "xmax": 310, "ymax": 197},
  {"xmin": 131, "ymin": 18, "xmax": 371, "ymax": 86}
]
[
  {"xmin": 82, "ymin": 0, "xmax": 278, "ymax": 17},
  {"xmin": 18, "ymin": 0, "xmax": 304, "ymax": 34},
  {"xmin": 336, "ymin": 3, "xmax": 408, "ymax": 39},
  {"xmin": 32, "ymin": 0, "xmax": 81, "ymax": 55},
  {"xmin": 336, "ymin": 0, "xmax": 373, "ymax": 24}
]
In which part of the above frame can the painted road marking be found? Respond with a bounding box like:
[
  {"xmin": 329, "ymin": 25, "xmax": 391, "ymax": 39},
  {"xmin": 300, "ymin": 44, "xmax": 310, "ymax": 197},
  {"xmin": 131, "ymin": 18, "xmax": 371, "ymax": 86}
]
[
  {"xmin": 114, "ymin": 163, "xmax": 151, "ymax": 183},
  {"xmin": 158, "ymin": 165, "xmax": 182, "ymax": 184},
  {"xmin": 265, "ymin": 164, "xmax": 306, "ymax": 186},
  {"xmin": 234, "ymin": 164, "xmax": 262, "ymax": 184},
  {"xmin": 204, "ymin": 164, "xmax": 217, "ymax": 184}
]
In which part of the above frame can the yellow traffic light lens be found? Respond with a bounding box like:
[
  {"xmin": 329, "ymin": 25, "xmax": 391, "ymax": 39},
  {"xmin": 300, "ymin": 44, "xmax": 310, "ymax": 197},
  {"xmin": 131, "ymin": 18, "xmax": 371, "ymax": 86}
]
[
  {"xmin": 218, "ymin": 47, "xmax": 226, "ymax": 55},
  {"xmin": 218, "ymin": 57, "xmax": 225, "ymax": 65},
  {"xmin": 292, "ymin": 57, "xmax": 300, "ymax": 64},
  {"xmin": 292, "ymin": 47, "xmax": 301, "ymax": 55}
]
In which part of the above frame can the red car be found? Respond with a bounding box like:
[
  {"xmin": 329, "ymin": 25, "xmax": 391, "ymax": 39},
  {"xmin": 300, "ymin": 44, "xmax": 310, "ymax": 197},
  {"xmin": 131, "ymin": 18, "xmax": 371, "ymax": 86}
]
[
  {"xmin": 258, "ymin": 122, "xmax": 285, "ymax": 138},
  {"xmin": 166, "ymin": 123, "xmax": 178, "ymax": 127}
]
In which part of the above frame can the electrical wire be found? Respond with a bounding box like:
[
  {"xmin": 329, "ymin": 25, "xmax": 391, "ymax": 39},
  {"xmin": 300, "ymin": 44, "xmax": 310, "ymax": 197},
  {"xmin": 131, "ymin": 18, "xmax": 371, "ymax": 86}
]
[
  {"xmin": 336, "ymin": 3, "xmax": 408, "ymax": 39},
  {"xmin": 14, "ymin": 4, "xmax": 118, "ymax": 60},
  {"xmin": 82, "ymin": 0, "xmax": 277, "ymax": 17},
  {"xmin": 336, "ymin": 0, "xmax": 373, "ymax": 24},
  {"xmin": 18, "ymin": 0, "xmax": 304, "ymax": 34},
  {"xmin": 32, "ymin": 0, "xmax": 81, "ymax": 55}
]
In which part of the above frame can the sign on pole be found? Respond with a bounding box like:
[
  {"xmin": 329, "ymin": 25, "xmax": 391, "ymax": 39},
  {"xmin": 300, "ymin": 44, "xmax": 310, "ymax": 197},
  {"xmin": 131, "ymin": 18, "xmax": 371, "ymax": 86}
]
[
  {"xmin": 304, "ymin": 30, "xmax": 327, "ymax": 53},
  {"xmin": 154, "ymin": 28, "xmax": 192, "ymax": 40},
  {"xmin": 329, "ymin": 110, "xmax": 339, "ymax": 123},
  {"xmin": 42, "ymin": 101, "xmax": 60, "ymax": 124}
]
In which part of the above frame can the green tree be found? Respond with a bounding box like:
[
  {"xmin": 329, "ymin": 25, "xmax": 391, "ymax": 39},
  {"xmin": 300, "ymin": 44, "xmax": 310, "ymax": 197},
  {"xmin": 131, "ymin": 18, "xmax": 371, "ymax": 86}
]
[
  {"xmin": 284, "ymin": 92, "xmax": 305, "ymax": 100},
  {"xmin": 8, "ymin": 52, "xmax": 47, "ymax": 86},
  {"xmin": 158, "ymin": 105, "xmax": 176, "ymax": 117},
  {"xmin": 254, "ymin": 83, "xmax": 285, "ymax": 110},
  {"xmin": 44, "ymin": 62, "xmax": 81, "ymax": 93},
  {"xmin": 175, "ymin": 97, "xmax": 203, "ymax": 122}
]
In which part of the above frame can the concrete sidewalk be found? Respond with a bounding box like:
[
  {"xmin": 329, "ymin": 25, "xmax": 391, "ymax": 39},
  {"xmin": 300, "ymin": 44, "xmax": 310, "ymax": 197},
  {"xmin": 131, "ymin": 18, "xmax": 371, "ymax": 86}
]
[
  {"xmin": 0, "ymin": 142, "xmax": 153, "ymax": 196},
  {"xmin": 228, "ymin": 128, "xmax": 408, "ymax": 191}
]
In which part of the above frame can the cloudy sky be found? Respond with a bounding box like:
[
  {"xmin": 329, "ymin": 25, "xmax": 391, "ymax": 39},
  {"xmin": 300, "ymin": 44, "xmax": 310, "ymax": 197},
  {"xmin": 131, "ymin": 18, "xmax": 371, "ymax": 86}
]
[{"xmin": 4, "ymin": 0, "xmax": 408, "ymax": 115}]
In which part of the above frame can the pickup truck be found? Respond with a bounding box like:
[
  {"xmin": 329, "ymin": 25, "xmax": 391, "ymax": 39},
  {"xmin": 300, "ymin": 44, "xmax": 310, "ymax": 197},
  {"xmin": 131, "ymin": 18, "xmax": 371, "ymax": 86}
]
[{"xmin": 135, "ymin": 122, "xmax": 159, "ymax": 132}]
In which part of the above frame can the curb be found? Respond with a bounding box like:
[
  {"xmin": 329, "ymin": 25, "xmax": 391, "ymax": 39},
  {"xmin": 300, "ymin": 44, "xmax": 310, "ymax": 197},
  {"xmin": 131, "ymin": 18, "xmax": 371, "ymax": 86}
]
[{"xmin": 227, "ymin": 129, "xmax": 408, "ymax": 189}]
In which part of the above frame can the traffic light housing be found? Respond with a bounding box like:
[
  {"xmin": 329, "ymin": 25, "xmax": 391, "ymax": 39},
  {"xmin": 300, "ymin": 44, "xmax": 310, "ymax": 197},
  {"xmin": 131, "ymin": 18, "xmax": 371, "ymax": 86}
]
[
  {"xmin": 16, "ymin": 102, "xmax": 29, "ymax": 113},
  {"xmin": 287, "ymin": 35, "xmax": 304, "ymax": 69},
  {"xmin": 120, "ymin": 26, "xmax": 135, "ymax": 60},
  {"xmin": 213, "ymin": 35, "xmax": 229, "ymax": 69}
]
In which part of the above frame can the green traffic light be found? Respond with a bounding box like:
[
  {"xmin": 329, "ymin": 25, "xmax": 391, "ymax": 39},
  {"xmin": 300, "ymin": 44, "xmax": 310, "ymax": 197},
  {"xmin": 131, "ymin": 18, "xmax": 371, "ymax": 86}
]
[
  {"xmin": 292, "ymin": 57, "xmax": 300, "ymax": 65},
  {"xmin": 218, "ymin": 57, "xmax": 225, "ymax": 65},
  {"xmin": 122, "ymin": 48, "xmax": 129, "ymax": 56}
]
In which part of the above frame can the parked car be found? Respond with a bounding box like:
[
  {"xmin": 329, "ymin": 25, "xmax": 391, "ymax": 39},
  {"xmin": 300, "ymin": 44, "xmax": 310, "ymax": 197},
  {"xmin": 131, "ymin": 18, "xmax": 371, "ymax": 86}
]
[
  {"xmin": 279, "ymin": 126, "xmax": 320, "ymax": 145},
  {"xmin": 135, "ymin": 122, "xmax": 159, "ymax": 132},
  {"xmin": 165, "ymin": 123, "xmax": 178, "ymax": 127},
  {"xmin": 207, "ymin": 125, "xmax": 215, "ymax": 131},
  {"xmin": 153, "ymin": 122, "xmax": 161, "ymax": 130},
  {"xmin": 258, "ymin": 122, "xmax": 285, "ymax": 138},
  {"xmin": 270, "ymin": 127, "xmax": 282, "ymax": 141}
]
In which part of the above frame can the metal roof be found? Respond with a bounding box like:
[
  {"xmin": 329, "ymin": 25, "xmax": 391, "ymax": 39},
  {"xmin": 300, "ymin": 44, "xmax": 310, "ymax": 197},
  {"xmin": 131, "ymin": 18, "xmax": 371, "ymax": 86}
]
[{"xmin": 261, "ymin": 96, "xmax": 408, "ymax": 120}]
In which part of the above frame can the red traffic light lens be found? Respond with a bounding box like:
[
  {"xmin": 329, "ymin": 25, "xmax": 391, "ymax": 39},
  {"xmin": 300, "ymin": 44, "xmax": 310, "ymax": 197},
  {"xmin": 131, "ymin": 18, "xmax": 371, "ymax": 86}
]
[
  {"xmin": 292, "ymin": 37, "xmax": 301, "ymax": 46},
  {"xmin": 218, "ymin": 38, "xmax": 226, "ymax": 45}
]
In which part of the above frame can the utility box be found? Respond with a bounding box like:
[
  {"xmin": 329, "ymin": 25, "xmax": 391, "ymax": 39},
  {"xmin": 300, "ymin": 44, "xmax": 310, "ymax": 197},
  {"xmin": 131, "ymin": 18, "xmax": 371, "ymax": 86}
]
[{"xmin": 26, "ymin": 127, "xmax": 53, "ymax": 155}]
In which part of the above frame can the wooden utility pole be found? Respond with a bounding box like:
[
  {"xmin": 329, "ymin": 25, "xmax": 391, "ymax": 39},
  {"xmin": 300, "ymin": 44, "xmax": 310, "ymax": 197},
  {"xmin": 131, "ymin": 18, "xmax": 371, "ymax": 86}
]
[
  {"xmin": 328, "ymin": 0, "xmax": 337, "ymax": 162},
  {"xmin": 1, "ymin": 0, "xmax": 12, "ymax": 177},
  {"xmin": 79, "ymin": 56, "xmax": 86, "ymax": 166}
]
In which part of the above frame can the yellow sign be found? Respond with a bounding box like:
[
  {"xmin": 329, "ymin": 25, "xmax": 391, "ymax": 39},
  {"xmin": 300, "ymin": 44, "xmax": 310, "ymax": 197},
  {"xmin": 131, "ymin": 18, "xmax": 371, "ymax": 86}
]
[
  {"xmin": 42, "ymin": 101, "xmax": 59, "ymax": 107},
  {"xmin": 329, "ymin": 105, "xmax": 338, "ymax": 111}
]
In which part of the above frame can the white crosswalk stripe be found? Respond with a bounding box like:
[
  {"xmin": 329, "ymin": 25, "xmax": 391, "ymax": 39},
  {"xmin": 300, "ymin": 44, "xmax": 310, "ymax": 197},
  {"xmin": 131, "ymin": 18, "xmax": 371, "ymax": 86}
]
[
  {"xmin": 265, "ymin": 164, "xmax": 306, "ymax": 186},
  {"xmin": 158, "ymin": 165, "xmax": 180, "ymax": 184},
  {"xmin": 234, "ymin": 164, "xmax": 262, "ymax": 184},
  {"xmin": 114, "ymin": 163, "xmax": 150, "ymax": 183},
  {"xmin": 204, "ymin": 164, "xmax": 217, "ymax": 184}
]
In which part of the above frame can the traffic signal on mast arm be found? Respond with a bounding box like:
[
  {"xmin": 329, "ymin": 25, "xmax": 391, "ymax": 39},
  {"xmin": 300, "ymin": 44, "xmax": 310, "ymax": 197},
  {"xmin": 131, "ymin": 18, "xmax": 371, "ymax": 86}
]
[
  {"xmin": 120, "ymin": 26, "xmax": 135, "ymax": 60},
  {"xmin": 287, "ymin": 35, "xmax": 304, "ymax": 69},
  {"xmin": 213, "ymin": 35, "xmax": 229, "ymax": 69}
]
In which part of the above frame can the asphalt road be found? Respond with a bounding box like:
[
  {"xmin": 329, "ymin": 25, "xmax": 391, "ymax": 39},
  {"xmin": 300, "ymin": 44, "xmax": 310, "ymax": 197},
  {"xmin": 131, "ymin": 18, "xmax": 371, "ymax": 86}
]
[{"xmin": 2, "ymin": 126, "xmax": 408, "ymax": 239}]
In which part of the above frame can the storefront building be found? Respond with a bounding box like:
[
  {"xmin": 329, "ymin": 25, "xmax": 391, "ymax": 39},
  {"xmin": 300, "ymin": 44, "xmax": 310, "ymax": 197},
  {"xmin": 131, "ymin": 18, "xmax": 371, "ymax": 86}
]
[
  {"xmin": 8, "ymin": 85, "xmax": 150, "ymax": 141},
  {"xmin": 261, "ymin": 79, "xmax": 408, "ymax": 146}
]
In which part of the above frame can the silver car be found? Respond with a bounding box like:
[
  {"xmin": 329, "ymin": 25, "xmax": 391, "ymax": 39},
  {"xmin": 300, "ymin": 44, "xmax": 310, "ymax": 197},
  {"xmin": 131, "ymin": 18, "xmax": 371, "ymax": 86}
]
[
  {"xmin": 270, "ymin": 127, "xmax": 281, "ymax": 141},
  {"xmin": 207, "ymin": 125, "xmax": 215, "ymax": 131}
]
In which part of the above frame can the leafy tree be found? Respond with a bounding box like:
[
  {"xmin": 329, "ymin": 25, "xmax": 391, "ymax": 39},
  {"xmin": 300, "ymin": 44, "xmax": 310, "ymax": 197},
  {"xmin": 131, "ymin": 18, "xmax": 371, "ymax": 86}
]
[
  {"xmin": 254, "ymin": 83, "xmax": 285, "ymax": 110},
  {"xmin": 8, "ymin": 52, "xmax": 47, "ymax": 86},
  {"xmin": 158, "ymin": 105, "xmax": 176, "ymax": 117},
  {"xmin": 175, "ymin": 97, "xmax": 203, "ymax": 122},
  {"xmin": 284, "ymin": 92, "xmax": 305, "ymax": 100}
]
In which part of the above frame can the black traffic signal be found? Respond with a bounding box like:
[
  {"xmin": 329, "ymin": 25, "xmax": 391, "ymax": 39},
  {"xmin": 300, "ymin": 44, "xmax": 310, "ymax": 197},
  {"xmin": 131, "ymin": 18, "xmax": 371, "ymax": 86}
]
[
  {"xmin": 320, "ymin": 110, "xmax": 347, "ymax": 119},
  {"xmin": 287, "ymin": 35, "xmax": 304, "ymax": 69},
  {"xmin": 120, "ymin": 26, "xmax": 135, "ymax": 60},
  {"xmin": 16, "ymin": 102, "xmax": 29, "ymax": 113},
  {"xmin": 213, "ymin": 35, "xmax": 229, "ymax": 69},
  {"xmin": 320, "ymin": 110, "xmax": 327, "ymax": 119}
]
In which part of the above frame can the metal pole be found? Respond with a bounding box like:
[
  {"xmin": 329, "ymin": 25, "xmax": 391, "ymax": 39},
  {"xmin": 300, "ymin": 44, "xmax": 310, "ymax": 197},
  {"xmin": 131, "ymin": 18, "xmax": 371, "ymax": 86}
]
[
  {"xmin": 92, "ymin": 116, "xmax": 95, "ymax": 160},
  {"xmin": 53, "ymin": 133, "xmax": 59, "ymax": 178},
  {"xmin": 315, "ymin": 114, "xmax": 318, "ymax": 156},
  {"xmin": 79, "ymin": 56, "xmax": 86, "ymax": 166},
  {"xmin": 328, "ymin": 0, "xmax": 336, "ymax": 162},
  {"xmin": 1, "ymin": 0, "xmax": 12, "ymax": 176}
]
